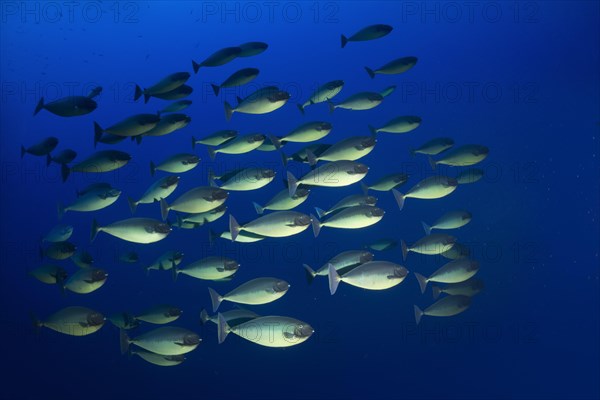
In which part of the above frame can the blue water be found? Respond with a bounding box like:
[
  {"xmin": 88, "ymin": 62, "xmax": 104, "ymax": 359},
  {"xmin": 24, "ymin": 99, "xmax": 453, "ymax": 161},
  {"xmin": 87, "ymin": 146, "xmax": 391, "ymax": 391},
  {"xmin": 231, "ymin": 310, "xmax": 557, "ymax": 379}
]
[{"xmin": 1, "ymin": 1, "xmax": 598, "ymax": 399}]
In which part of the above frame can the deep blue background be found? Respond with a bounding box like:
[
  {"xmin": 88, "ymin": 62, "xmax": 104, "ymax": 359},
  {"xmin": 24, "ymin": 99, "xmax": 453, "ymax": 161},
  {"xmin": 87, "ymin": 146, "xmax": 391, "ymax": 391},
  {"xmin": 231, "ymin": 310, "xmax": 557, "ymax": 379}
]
[{"xmin": 1, "ymin": 1, "xmax": 598, "ymax": 399}]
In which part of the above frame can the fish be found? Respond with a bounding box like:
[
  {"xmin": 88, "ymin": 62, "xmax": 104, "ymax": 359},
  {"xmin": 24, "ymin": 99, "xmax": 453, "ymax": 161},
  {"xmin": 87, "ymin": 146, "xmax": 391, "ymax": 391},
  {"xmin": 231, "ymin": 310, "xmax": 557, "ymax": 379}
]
[
  {"xmin": 306, "ymin": 135, "xmax": 376, "ymax": 165},
  {"xmin": 365, "ymin": 56, "xmax": 418, "ymax": 78},
  {"xmin": 135, "ymin": 305, "xmax": 183, "ymax": 325},
  {"xmin": 379, "ymin": 85, "xmax": 396, "ymax": 97},
  {"xmin": 432, "ymin": 278, "xmax": 485, "ymax": 299},
  {"xmin": 43, "ymin": 224, "xmax": 73, "ymax": 242},
  {"xmin": 392, "ymin": 176, "xmax": 458, "ymax": 210},
  {"xmin": 93, "ymin": 114, "xmax": 160, "ymax": 144},
  {"xmin": 429, "ymin": 145, "xmax": 489, "ymax": 169},
  {"xmin": 134, "ymin": 72, "xmax": 190, "ymax": 103},
  {"xmin": 32, "ymin": 306, "xmax": 105, "ymax": 336},
  {"xmin": 229, "ymin": 211, "xmax": 312, "ymax": 241},
  {"xmin": 253, "ymin": 187, "xmax": 310, "ymax": 214},
  {"xmin": 328, "ymin": 92, "xmax": 383, "ymax": 112},
  {"xmin": 366, "ymin": 238, "xmax": 398, "ymax": 251},
  {"xmin": 457, "ymin": 168, "xmax": 484, "ymax": 184},
  {"xmin": 411, "ymin": 137, "xmax": 454, "ymax": 156},
  {"xmin": 237, "ymin": 41, "xmax": 268, "ymax": 57},
  {"xmin": 145, "ymin": 251, "xmax": 184, "ymax": 273},
  {"xmin": 160, "ymin": 100, "xmax": 192, "ymax": 114},
  {"xmin": 422, "ymin": 210, "xmax": 472, "ymax": 235},
  {"xmin": 211, "ymin": 67, "xmax": 260, "ymax": 96},
  {"xmin": 131, "ymin": 350, "xmax": 186, "ymax": 367},
  {"xmin": 128, "ymin": 176, "xmax": 180, "ymax": 214},
  {"xmin": 58, "ymin": 187, "xmax": 121, "ymax": 219},
  {"xmin": 192, "ymin": 130, "xmax": 238, "ymax": 147},
  {"xmin": 218, "ymin": 315, "xmax": 313, "ymax": 347},
  {"xmin": 224, "ymin": 86, "xmax": 290, "ymax": 121},
  {"xmin": 71, "ymin": 249, "xmax": 94, "ymax": 268},
  {"xmin": 287, "ymin": 160, "xmax": 369, "ymax": 197},
  {"xmin": 108, "ymin": 312, "xmax": 140, "ymax": 330},
  {"xmin": 91, "ymin": 218, "xmax": 171, "ymax": 244},
  {"xmin": 29, "ymin": 264, "xmax": 68, "ymax": 285},
  {"xmin": 311, "ymin": 205, "xmax": 384, "ymax": 237},
  {"xmin": 40, "ymin": 241, "xmax": 77, "ymax": 260},
  {"xmin": 206, "ymin": 133, "xmax": 265, "ymax": 160},
  {"xmin": 361, "ymin": 173, "xmax": 409, "ymax": 192},
  {"xmin": 141, "ymin": 114, "xmax": 191, "ymax": 138},
  {"xmin": 208, "ymin": 277, "xmax": 290, "ymax": 312},
  {"xmin": 401, "ymin": 234, "xmax": 457, "ymax": 261},
  {"xmin": 415, "ymin": 259, "xmax": 480, "ymax": 294},
  {"xmin": 414, "ymin": 295, "xmax": 471, "ymax": 325},
  {"xmin": 21, "ymin": 137, "xmax": 58, "ymax": 158},
  {"xmin": 192, "ymin": 46, "xmax": 242, "ymax": 73},
  {"xmin": 297, "ymin": 80, "xmax": 344, "ymax": 114},
  {"xmin": 341, "ymin": 24, "xmax": 393, "ymax": 48},
  {"xmin": 328, "ymin": 261, "xmax": 408, "ymax": 294},
  {"xmin": 369, "ymin": 116, "xmax": 421, "ymax": 134},
  {"xmin": 176, "ymin": 204, "xmax": 227, "ymax": 228},
  {"xmin": 175, "ymin": 257, "xmax": 239, "ymax": 281},
  {"xmin": 159, "ymin": 186, "xmax": 228, "ymax": 220},
  {"xmin": 209, "ymin": 167, "xmax": 275, "ymax": 191},
  {"xmin": 34, "ymin": 96, "xmax": 97, "ymax": 117},
  {"xmin": 150, "ymin": 154, "xmax": 199, "ymax": 176},
  {"xmin": 314, "ymin": 194, "xmax": 377, "ymax": 219},
  {"xmin": 119, "ymin": 252, "xmax": 139, "ymax": 264},
  {"xmin": 270, "ymin": 121, "xmax": 333, "ymax": 147},
  {"xmin": 46, "ymin": 149, "xmax": 77, "ymax": 166},
  {"xmin": 120, "ymin": 327, "xmax": 200, "ymax": 355},
  {"xmin": 303, "ymin": 250, "xmax": 374, "ymax": 284},
  {"xmin": 64, "ymin": 268, "xmax": 108, "ymax": 294},
  {"xmin": 200, "ymin": 308, "xmax": 259, "ymax": 327},
  {"xmin": 152, "ymin": 85, "xmax": 193, "ymax": 100},
  {"xmin": 61, "ymin": 150, "xmax": 131, "ymax": 182}
]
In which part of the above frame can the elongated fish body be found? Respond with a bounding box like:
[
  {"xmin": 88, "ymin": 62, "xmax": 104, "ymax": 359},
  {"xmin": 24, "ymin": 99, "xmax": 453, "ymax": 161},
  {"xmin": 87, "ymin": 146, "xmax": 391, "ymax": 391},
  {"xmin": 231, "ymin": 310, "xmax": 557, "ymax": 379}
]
[
  {"xmin": 134, "ymin": 72, "xmax": 190, "ymax": 103},
  {"xmin": 230, "ymin": 211, "xmax": 312, "ymax": 240},
  {"xmin": 193, "ymin": 130, "xmax": 238, "ymax": 147},
  {"xmin": 132, "ymin": 350, "xmax": 186, "ymax": 367},
  {"xmin": 402, "ymin": 234, "xmax": 457, "ymax": 260},
  {"xmin": 161, "ymin": 100, "xmax": 192, "ymax": 114},
  {"xmin": 150, "ymin": 154, "xmax": 199, "ymax": 176},
  {"xmin": 143, "ymin": 114, "xmax": 191, "ymax": 137},
  {"xmin": 422, "ymin": 210, "xmax": 472, "ymax": 235},
  {"xmin": 218, "ymin": 315, "xmax": 313, "ymax": 347},
  {"xmin": 312, "ymin": 205, "xmax": 384, "ymax": 237},
  {"xmin": 129, "ymin": 176, "xmax": 180, "ymax": 214},
  {"xmin": 176, "ymin": 257, "xmax": 239, "ymax": 281},
  {"xmin": 303, "ymin": 250, "xmax": 373, "ymax": 283},
  {"xmin": 415, "ymin": 259, "xmax": 480, "ymax": 293},
  {"xmin": 208, "ymin": 133, "xmax": 265, "ymax": 159},
  {"xmin": 457, "ymin": 168, "xmax": 484, "ymax": 184},
  {"xmin": 34, "ymin": 96, "xmax": 97, "ymax": 117},
  {"xmin": 298, "ymin": 80, "xmax": 344, "ymax": 114},
  {"xmin": 310, "ymin": 136, "xmax": 376, "ymax": 164},
  {"xmin": 121, "ymin": 327, "xmax": 200, "ymax": 355},
  {"xmin": 412, "ymin": 137, "xmax": 454, "ymax": 156},
  {"xmin": 152, "ymin": 85, "xmax": 193, "ymax": 100},
  {"xmin": 224, "ymin": 87, "xmax": 290, "ymax": 121},
  {"xmin": 64, "ymin": 268, "xmax": 108, "ymax": 294},
  {"xmin": 209, "ymin": 277, "xmax": 290, "ymax": 311},
  {"xmin": 253, "ymin": 187, "xmax": 310, "ymax": 214},
  {"xmin": 238, "ymin": 42, "xmax": 268, "ymax": 57},
  {"xmin": 160, "ymin": 186, "xmax": 228, "ymax": 220},
  {"xmin": 21, "ymin": 137, "xmax": 58, "ymax": 158},
  {"xmin": 41, "ymin": 242, "xmax": 77, "ymax": 260},
  {"xmin": 370, "ymin": 116, "xmax": 421, "ymax": 134},
  {"xmin": 192, "ymin": 46, "xmax": 242, "ymax": 73},
  {"xmin": 135, "ymin": 305, "xmax": 182, "ymax": 324},
  {"xmin": 329, "ymin": 92, "xmax": 383, "ymax": 112},
  {"xmin": 92, "ymin": 218, "xmax": 171, "ymax": 244},
  {"xmin": 363, "ymin": 173, "xmax": 409, "ymax": 192},
  {"xmin": 211, "ymin": 167, "xmax": 275, "ymax": 191},
  {"xmin": 441, "ymin": 242, "xmax": 470, "ymax": 260},
  {"xmin": 43, "ymin": 224, "xmax": 73, "ymax": 243},
  {"xmin": 315, "ymin": 194, "xmax": 377, "ymax": 218},
  {"xmin": 328, "ymin": 261, "xmax": 408, "ymax": 294},
  {"xmin": 276, "ymin": 121, "xmax": 333, "ymax": 145},
  {"xmin": 95, "ymin": 114, "xmax": 160, "ymax": 139},
  {"xmin": 178, "ymin": 204, "xmax": 227, "ymax": 227},
  {"xmin": 341, "ymin": 24, "xmax": 393, "ymax": 48},
  {"xmin": 59, "ymin": 188, "xmax": 121, "ymax": 218},
  {"xmin": 432, "ymin": 278, "xmax": 484, "ymax": 299},
  {"xmin": 211, "ymin": 68, "xmax": 260, "ymax": 96},
  {"xmin": 430, "ymin": 145, "xmax": 489, "ymax": 168},
  {"xmin": 47, "ymin": 149, "xmax": 77, "ymax": 165},
  {"xmin": 200, "ymin": 308, "xmax": 259, "ymax": 326},
  {"xmin": 29, "ymin": 264, "xmax": 68, "ymax": 285},
  {"xmin": 287, "ymin": 160, "xmax": 369, "ymax": 197},
  {"xmin": 365, "ymin": 56, "xmax": 418, "ymax": 78},
  {"xmin": 146, "ymin": 251, "xmax": 184, "ymax": 272},
  {"xmin": 36, "ymin": 306, "xmax": 105, "ymax": 336},
  {"xmin": 414, "ymin": 295, "xmax": 471, "ymax": 325},
  {"xmin": 392, "ymin": 176, "xmax": 458, "ymax": 210},
  {"xmin": 367, "ymin": 239, "xmax": 398, "ymax": 251}
]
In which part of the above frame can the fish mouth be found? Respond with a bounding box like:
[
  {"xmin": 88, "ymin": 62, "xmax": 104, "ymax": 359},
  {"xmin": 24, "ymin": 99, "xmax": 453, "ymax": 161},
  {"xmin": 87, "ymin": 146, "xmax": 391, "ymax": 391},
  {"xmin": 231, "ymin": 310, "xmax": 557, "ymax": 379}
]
[
  {"xmin": 155, "ymin": 224, "xmax": 172, "ymax": 234},
  {"xmin": 224, "ymin": 261, "xmax": 239, "ymax": 271},
  {"xmin": 274, "ymin": 281, "xmax": 290, "ymax": 292}
]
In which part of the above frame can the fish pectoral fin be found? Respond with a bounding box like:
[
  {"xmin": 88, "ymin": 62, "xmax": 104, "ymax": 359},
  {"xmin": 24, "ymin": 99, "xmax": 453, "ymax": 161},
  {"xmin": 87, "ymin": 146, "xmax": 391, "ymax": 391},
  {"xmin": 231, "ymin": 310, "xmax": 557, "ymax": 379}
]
[
  {"xmin": 174, "ymin": 341, "xmax": 186, "ymax": 347},
  {"xmin": 386, "ymin": 275, "xmax": 398, "ymax": 280},
  {"xmin": 78, "ymin": 322, "xmax": 90, "ymax": 328},
  {"xmin": 83, "ymin": 279, "xmax": 94, "ymax": 283}
]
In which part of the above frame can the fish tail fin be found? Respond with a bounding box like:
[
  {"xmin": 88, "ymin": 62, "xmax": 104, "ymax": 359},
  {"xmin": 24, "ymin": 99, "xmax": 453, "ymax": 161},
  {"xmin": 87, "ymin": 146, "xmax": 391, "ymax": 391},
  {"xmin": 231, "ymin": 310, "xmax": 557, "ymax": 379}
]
[
  {"xmin": 93, "ymin": 122, "xmax": 103, "ymax": 147},
  {"xmin": 34, "ymin": 97, "xmax": 45, "ymax": 116},
  {"xmin": 208, "ymin": 287, "xmax": 223, "ymax": 312},
  {"xmin": 192, "ymin": 60, "xmax": 201, "ymax": 74},
  {"xmin": 327, "ymin": 100, "xmax": 335, "ymax": 114},
  {"xmin": 224, "ymin": 102, "xmax": 234, "ymax": 121},
  {"xmin": 341, "ymin": 34, "xmax": 348, "ymax": 48},
  {"xmin": 207, "ymin": 146, "xmax": 216, "ymax": 161},
  {"xmin": 415, "ymin": 273, "xmax": 428, "ymax": 294},
  {"xmin": 127, "ymin": 197, "xmax": 138, "ymax": 214},
  {"xmin": 296, "ymin": 103, "xmax": 305, "ymax": 115},
  {"xmin": 365, "ymin": 67, "xmax": 375, "ymax": 79},
  {"xmin": 414, "ymin": 305, "xmax": 424, "ymax": 325},
  {"xmin": 217, "ymin": 313, "xmax": 230, "ymax": 344},
  {"xmin": 191, "ymin": 136, "xmax": 197, "ymax": 149},
  {"xmin": 286, "ymin": 171, "xmax": 298, "ymax": 197},
  {"xmin": 143, "ymin": 93, "xmax": 150, "ymax": 104},
  {"xmin": 119, "ymin": 329, "xmax": 130, "ymax": 354},
  {"xmin": 20, "ymin": 145, "xmax": 26, "ymax": 159},
  {"xmin": 211, "ymin": 84, "xmax": 220, "ymax": 96},
  {"xmin": 209, "ymin": 229, "xmax": 218, "ymax": 247},
  {"xmin": 428, "ymin": 156, "xmax": 437, "ymax": 170},
  {"xmin": 306, "ymin": 149, "xmax": 317, "ymax": 167},
  {"xmin": 229, "ymin": 215, "xmax": 240, "ymax": 242},
  {"xmin": 30, "ymin": 312, "xmax": 42, "ymax": 334},
  {"xmin": 133, "ymin": 85, "xmax": 143, "ymax": 101},
  {"xmin": 208, "ymin": 168, "xmax": 217, "ymax": 187},
  {"xmin": 328, "ymin": 264, "xmax": 341, "ymax": 295},
  {"xmin": 314, "ymin": 207, "xmax": 326, "ymax": 220},
  {"xmin": 172, "ymin": 264, "xmax": 178, "ymax": 282},
  {"xmin": 90, "ymin": 219, "xmax": 100, "ymax": 242},
  {"xmin": 60, "ymin": 164, "xmax": 70, "ymax": 183},
  {"xmin": 401, "ymin": 240, "xmax": 408, "ymax": 261},
  {"xmin": 432, "ymin": 286, "xmax": 442, "ymax": 300},
  {"xmin": 392, "ymin": 189, "xmax": 405, "ymax": 210},
  {"xmin": 310, "ymin": 214, "xmax": 321, "ymax": 237},
  {"xmin": 279, "ymin": 150, "xmax": 288, "ymax": 167},
  {"xmin": 360, "ymin": 181, "xmax": 369, "ymax": 195},
  {"xmin": 200, "ymin": 309, "xmax": 210, "ymax": 325},
  {"xmin": 421, "ymin": 221, "xmax": 432, "ymax": 236},
  {"xmin": 160, "ymin": 198, "xmax": 169, "ymax": 221},
  {"xmin": 303, "ymin": 264, "xmax": 317, "ymax": 285},
  {"xmin": 368, "ymin": 125, "xmax": 377, "ymax": 136},
  {"xmin": 46, "ymin": 153, "xmax": 54, "ymax": 166},
  {"xmin": 269, "ymin": 135, "xmax": 282, "ymax": 150},
  {"xmin": 253, "ymin": 202, "xmax": 264, "ymax": 215},
  {"xmin": 149, "ymin": 161, "xmax": 156, "ymax": 176},
  {"xmin": 134, "ymin": 135, "xmax": 142, "ymax": 145},
  {"xmin": 57, "ymin": 202, "xmax": 65, "ymax": 220}
]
